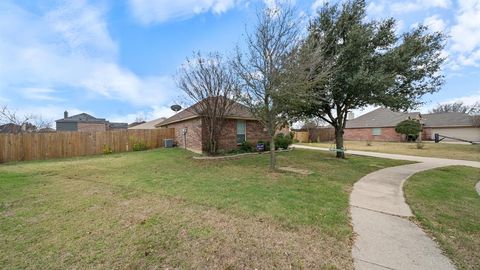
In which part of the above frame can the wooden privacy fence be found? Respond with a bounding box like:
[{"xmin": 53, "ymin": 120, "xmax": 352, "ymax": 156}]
[{"xmin": 0, "ymin": 128, "xmax": 175, "ymax": 163}]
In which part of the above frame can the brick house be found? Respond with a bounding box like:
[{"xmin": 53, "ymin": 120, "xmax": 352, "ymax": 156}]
[
  {"xmin": 344, "ymin": 108, "xmax": 479, "ymax": 142},
  {"xmin": 157, "ymin": 100, "xmax": 271, "ymax": 153},
  {"xmin": 56, "ymin": 111, "xmax": 128, "ymax": 132}
]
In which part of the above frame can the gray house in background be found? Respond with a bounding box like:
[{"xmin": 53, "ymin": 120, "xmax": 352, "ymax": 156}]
[{"xmin": 56, "ymin": 111, "xmax": 128, "ymax": 132}]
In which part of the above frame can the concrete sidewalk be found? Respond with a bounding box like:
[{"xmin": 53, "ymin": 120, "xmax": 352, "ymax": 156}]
[
  {"xmin": 292, "ymin": 144, "xmax": 480, "ymax": 168},
  {"xmin": 293, "ymin": 144, "xmax": 480, "ymax": 270}
]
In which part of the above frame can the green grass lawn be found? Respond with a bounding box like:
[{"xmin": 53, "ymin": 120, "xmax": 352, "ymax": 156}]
[
  {"xmin": 301, "ymin": 141, "xmax": 480, "ymax": 161},
  {"xmin": 0, "ymin": 149, "xmax": 409, "ymax": 269},
  {"xmin": 404, "ymin": 166, "xmax": 480, "ymax": 270}
]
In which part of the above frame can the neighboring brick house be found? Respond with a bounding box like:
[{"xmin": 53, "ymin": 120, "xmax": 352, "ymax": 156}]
[
  {"xmin": 344, "ymin": 108, "xmax": 480, "ymax": 142},
  {"xmin": 157, "ymin": 99, "xmax": 271, "ymax": 153},
  {"xmin": 0, "ymin": 123, "xmax": 37, "ymax": 133},
  {"xmin": 55, "ymin": 111, "xmax": 128, "ymax": 132}
]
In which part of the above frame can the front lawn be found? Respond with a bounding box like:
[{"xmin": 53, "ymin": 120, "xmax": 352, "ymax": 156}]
[
  {"xmin": 404, "ymin": 166, "xmax": 480, "ymax": 270},
  {"xmin": 0, "ymin": 149, "xmax": 408, "ymax": 269},
  {"xmin": 301, "ymin": 141, "xmax": 480, "ymax": 161}
]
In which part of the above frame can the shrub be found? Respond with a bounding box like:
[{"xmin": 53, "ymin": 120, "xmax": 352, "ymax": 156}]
[
  {"xmin": 103, "ymin": 145, "xmax": 113, "ymax": 155},
  {"xmin": 395, "ymin": 119, "xmax": 422, "ymax": 141},
  {"xmin": 275, "ymin": 133, "xmax": 293, "ymax": 149},
  {"xmin": 130, "ymin": 139, "xmax": 147, "ymax": 151},
  {"xmin": 239, "ymin": 141, "xmax": 254, "ymax": 152}
]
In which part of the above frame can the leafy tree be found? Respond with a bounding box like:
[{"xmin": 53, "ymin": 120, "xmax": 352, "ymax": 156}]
[
  {"xmin": 232, "ymin": 5, "xmax": 299, "ymax": 169},
  {"xmin": 395, "ymin": 119, "xmax": 422, "ymax": 141},
  {"xmin": 281, "ymin": 0, "xmax": 445, "ymax": 158}
]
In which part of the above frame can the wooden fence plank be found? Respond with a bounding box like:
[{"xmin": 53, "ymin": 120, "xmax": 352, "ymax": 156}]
[{"xmin": 0, "ymin": 129, "xmax": 175, "ymax": 163}]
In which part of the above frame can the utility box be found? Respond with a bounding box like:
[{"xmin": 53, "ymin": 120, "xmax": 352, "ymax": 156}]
[{"xmin": 164, "ymin": 139, "xmax": 174, "ymax": 148}]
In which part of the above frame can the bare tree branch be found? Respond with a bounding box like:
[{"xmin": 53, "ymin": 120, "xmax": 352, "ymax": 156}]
[
  {"xmin": 232, "ymin": 4, "xmax": 299, "ymax": 170},
  {"xmin": 176, "ymin": 51, "xmax": 240, "ymax": 155}
]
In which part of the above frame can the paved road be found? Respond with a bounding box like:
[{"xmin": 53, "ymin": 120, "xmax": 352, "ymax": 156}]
[{"xmin": 293, "ymin": 144, "xmax": 480, "ymax": 270}]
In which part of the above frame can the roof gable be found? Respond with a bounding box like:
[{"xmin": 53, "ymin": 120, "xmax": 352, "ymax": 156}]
[
  {"xmin": 56, "ymin": 113, "xmax": 106, "ymax": 123},
  {"xmin": 158, "ymin": 98, "xmax": 256, "ymax": 127}
]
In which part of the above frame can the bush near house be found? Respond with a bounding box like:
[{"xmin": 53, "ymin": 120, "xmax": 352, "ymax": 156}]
[
  {"xmin": 395, "ymin": 119, "xmax": 422, "ymax": 141},
  {"xmin": 275, "ymin": 133, "xmax": 293, "ymax": 149}
]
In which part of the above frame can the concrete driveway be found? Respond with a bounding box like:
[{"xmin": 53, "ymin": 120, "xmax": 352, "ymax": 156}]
[{"xmin": 293, "ymin": 144, "xmax": 480, "ymax": 270}]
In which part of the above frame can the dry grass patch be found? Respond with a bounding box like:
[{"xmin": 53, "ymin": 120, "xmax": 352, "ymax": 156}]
[
  {"xmin": 302, "ymin": 141, "xmax": 480, "ymax": 161},
  {"xmin": 0, "ymin": 148, "xmax": 408, "ymax": 269}
]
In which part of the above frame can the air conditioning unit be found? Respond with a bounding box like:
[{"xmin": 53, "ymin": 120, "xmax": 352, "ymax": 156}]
[{"xmin": 164, "ymin": 139, "xmax": 174, "ymax": 148}]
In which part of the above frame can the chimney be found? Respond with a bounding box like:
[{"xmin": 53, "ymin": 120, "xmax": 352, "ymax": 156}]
[
  {"xmin": 64, "ymin": 111, "xmax": 68, "ymax": 119},
  {"xmin": 347, "ymin": 112, "xmax": 355, "ymax": 120}
]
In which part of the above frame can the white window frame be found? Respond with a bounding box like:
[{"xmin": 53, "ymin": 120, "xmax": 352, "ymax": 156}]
[
  {"xmin": 236, "ymin": 120, "xmax": 246, "ymax": 145},
  {"xmin": 372, "ymin": 127, "xmax": 382, "ymax": 136}
]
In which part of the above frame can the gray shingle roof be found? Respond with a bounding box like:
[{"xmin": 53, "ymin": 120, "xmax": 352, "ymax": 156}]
[
  {"xmin": 346, "ymin": 108, "xmax": 420, "ymax": 128},
  {"xmin": 346, "ymin": 108, "xmax": 477, "ymax": 128},
  {"xmin": 129, "ymin": 117, "xmax": 166, "ymax": 129},
  {"xmin": 422, "ymin": 112, "xmax": 476, "ymax": 127},
  {"xmin": 56, "ymin": 113, "xmax": 106, "ymax": 123},
  {"xmin": 158, "ymin": 98, "xmax": 256, "ymax": 127}
]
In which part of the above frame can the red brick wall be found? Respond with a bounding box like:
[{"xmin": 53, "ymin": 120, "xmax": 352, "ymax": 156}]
[
  {"xmin": 215, "ymin": 119, "xmax": 270, "ymax": 151},
  {"xmin": 344, "ymin": 127, "xmax": 404, "ymax": 141},
  {"xmin": 165, "ymin": 118, "xmax": 271, "ymax": 153},
  {"xmin": 164, "ymin": 118, "xmax": 203, "ymax": 153},
  {"xmin": 422, "ymin": 128, "xmax": 432, "ymax": 141}
]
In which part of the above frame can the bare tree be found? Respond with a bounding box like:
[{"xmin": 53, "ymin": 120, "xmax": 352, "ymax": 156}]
[
  {"xmin": 232, "ymin": 5, "xmax": 299, "ymax": 170},
  {"xmin": 177, "ymin": 51, "xmax": 240, "ymax": 155},
  {"xmin": 0, "ymin": 106, "xmax": 52, "ymax": 133},
  {"xmin": 429, "ymin": 101, "xmax": 480, "ymax": 115}
]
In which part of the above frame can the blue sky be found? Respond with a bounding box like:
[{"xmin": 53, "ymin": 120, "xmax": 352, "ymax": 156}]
[{"xmin": 1, "ymin": 0, "xmax": 479, "ymax": 124}]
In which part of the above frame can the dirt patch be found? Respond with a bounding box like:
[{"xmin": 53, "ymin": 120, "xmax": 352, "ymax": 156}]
[
  {"xmin": 279, "ymin": 166, "xmax": 313, "ymax": 175},
  {"xmin": 112, "ymin": 193, "xmax": 354, "ymax": 269}
]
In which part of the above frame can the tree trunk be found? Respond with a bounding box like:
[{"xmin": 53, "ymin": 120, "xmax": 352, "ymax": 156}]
[
  {"xmin": 335, "ymin": 127, "xmax": 345, "ymax": 159},
  {"xmin": 269, "ymin": 136, "xmax": 276, "ymax": 170}
]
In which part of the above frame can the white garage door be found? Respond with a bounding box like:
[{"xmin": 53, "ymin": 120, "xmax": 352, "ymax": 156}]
[{"xmin": 430, "ymin": 127, "xmax": 480, "ymax": 142}]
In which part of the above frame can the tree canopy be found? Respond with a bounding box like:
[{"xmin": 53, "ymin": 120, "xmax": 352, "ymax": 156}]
[{"xmin": 281, "ymin": 0, "xmax": 446, "ymax": 157}]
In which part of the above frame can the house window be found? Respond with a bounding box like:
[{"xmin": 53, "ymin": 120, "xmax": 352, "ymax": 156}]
[
  {"xmin": 236, "ymin": 120, "xmax": 246, "ymax": 144},
  {"xmin": 372, "ymin": 128, "xmax": 382, "ymax": 136}
]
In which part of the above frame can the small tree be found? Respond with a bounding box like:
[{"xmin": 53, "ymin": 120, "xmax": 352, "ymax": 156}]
[
  {"xmin": 430, "ymin": 101, "xmax": 479, "ymax": 115},
  {"xmin": 281, "ymin": 0, "xmax": 445, "ymax": 158},
  {"xmin": 177, "ymin": 52, "xmax": 240, "ymax": 155},
  {"xmin": 0, "ymin": 105, "xmax": 52, "ymax": 133},
  {"xmin": 395, "ymin": 119, "xmax": 422, "ymax": 141},
  {"xmin": 232, "ymin": 5, "xmax": 299, "ymax": 170}
]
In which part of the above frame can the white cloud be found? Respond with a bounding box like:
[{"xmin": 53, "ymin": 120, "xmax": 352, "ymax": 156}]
[
  {"xmin": 0, "ymin": 1, "xmax": 175, "ymax": 108},
  {"xmin": 423, "ymin": 15, "xmax": 447, "ymax": 32},
  {"xmin": 311, "ymin": 0, "xmax": 326, "ymax": 12},
  {"xmin": 449, "ymin": 0, "xmax": 480, "ymax": 68},
  {"xmin": 422, "ymin": 91, "xmax": 480, "ymax": 112},
  {"xmin": 128, "ymin": 0, "xmax": 238, "ymax": 24},
  {"xmin": 391, "ymin": 0, "xmax": 451, "ymax": 14},
  {"xmin": 366, "ymin": 1, "xmax": 385, "ymax": 16},
  {"xmin": 108, "ymin": 105, "xmax": 176, "ymax": 123},
  {"xmin": 20, "ymin": 88, "xmax": 65, "ymax": 102}
]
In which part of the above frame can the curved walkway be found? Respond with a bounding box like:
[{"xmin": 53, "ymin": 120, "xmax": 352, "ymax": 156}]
[{"xmin": 293, "ymin": 145, "xmax": 480, "ymax": 270}]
